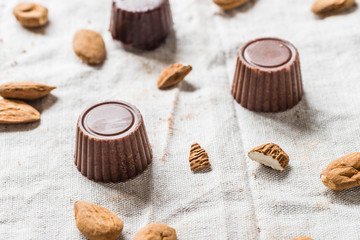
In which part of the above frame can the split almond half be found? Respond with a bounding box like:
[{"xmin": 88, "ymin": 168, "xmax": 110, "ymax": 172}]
[
  {"xmin": 0, "ymin": 81, "xmax": 56, "ymax": 100},
  {"xmin": 189, "ymin": 143, "xmax": 211, "ymax": 171},
  {"xmin": 74, "ymin": 201, "xmax": 123, "ymax": 240},
  {"xmin": 157, "ymin": 63, "xmax": 192, "ymax": 89},
  {"xmin": 248, "ymin": 143, "xmax": 289, "ymax": 171},
  {"xmin": 311, "ymin": 0, "xmax": 355, "ymax": 16},
  {"xmin": 0, "ymin": 99, "xmax": 40, "ymax": 124},
  {"xmin": 320, "ymin": 152, "xmax": 360, "ymax": 190}
]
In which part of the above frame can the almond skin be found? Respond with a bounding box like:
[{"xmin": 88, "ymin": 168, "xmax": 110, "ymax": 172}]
[
  {"xmin": 157, "ymin": 64, "xmax": 192, "ymax": 89},
  {"xmin": 133, "ymin": 223, "xmax": 177, "ymax": 240},
  {"xmin": 74, "ymin": 201, "xmax": 123, "ymax": 240},
  {"xmin": 189, "ymin": 143, "xmax": 211, "ymax": 171},
  {"xmin": 73, "ymin": 29, "xmax": 106, "ymax": 65},
  {"xmin": 13, "ymin": 3, "xmax": 48, "ymax": 28},
  {"xmin": 248, "ymin": 143, "xmax": 289, "ymax": 171},
  {"xmin": 321, "ymin": 152, "xmax": 360, "ymax": 190},
  {"xmin": 213, "ymin": 0, "xmax": 250, "ymax": 10},
  {"xmin": 0, "ymin": 99, "xmax": 40, "ymax": 124},
  {"xmin": 311, "ymin": 0, "xmax": 355, "ymax": 16},
  {"xmin": 0, "ymin": 81, "xmax": 56, "ymax": 100}
]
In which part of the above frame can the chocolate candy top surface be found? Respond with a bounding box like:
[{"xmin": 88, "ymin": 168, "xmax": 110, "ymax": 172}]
[
  {"xmin": 114, "ymin": 0, "xmax": 166, "ymax": 12},
  {"xmin": 240, "ymin": 38, "xmax": 297, "ymax": 70},
  {"xmin": 79, "ymin": 101, "xmax": 141, "ymax": 139}
]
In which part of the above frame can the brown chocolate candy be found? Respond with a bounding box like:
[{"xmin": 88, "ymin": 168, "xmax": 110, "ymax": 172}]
[
  {"xmin": 74, "ymin": 101, "xmax": 152, "ymax": 182},
  {"xmin": 232, "ymin": 37, "xmax": 303, "ymax": 112},
  {"xmin": 109, "ymin": 0, "xmax": 173, "ymax": 50}
]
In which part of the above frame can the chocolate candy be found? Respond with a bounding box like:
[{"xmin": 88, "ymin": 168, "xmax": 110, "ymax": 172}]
[
  {"xmin": 75, "ymin": 101, "xmax": 152, "ymax": 182},
  {"xmin": 232, "ymin": 37, "xmax": 303, "ymax": 112},
  {"xmin": 109, "ymin": 0, "xmax": 173, "ymax": 50}
]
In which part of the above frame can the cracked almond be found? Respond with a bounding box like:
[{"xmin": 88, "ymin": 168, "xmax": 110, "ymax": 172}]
[
  {"xmin": 248, "ymin": 143, "xmax": 289, "ymax": 171},
  {"xmin": 13, "ymin": 3, "xmax": 48, "ymax": 28},
  {"xmin": 321, "ymin": 152, "xmax": 360, "ymax": 190},
  {"xmin": 74, "ymin": 201, "xmax": 123, "ymax": 240},
  {"xmin": 0, "ymin": 99, "xmax": 40, "ymax": 124},
  {"xmin": 0, "ymin": 81, "xmax": 56, "ymax": 100},
  {"xmin": 189, "ymin": 143, "xmax": 211, "ymax": 171},
  {"xmin": 157, "ymin": 64, "xmax": 192, "ymax": 89}
]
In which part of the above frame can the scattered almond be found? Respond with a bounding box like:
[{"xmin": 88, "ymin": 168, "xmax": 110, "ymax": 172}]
[
  {"xmin": 189, "ymin": 143, "xmax": 211, "ymax": 171},
  {"xmin": 248, "ymin": 143, "xmax": 289, "ymax": 171},
  {"xmin": 157, "ymin": 63, "xmax": 192, "ymax": 89},
  {"xmin": 311, "ymin": 0, "xmax": 355, "ymax": 16},
  {"xmin": 0, "ymin": 81, "xmax": 56, "ymax": 100},
  {"xmin": 213, "ymin": 0, "xmax": 250, "ymax": 10},
  {"xmin": 74, "ymin": 201, "xmax": 123, "ymax": 240},
  {"xmin": 0, "ymin": 99, "xmax": 40, "ymax": 124},
  {"xmin": 13, "ymin": 3, "xmax": 48, "ymax": 28},
  {"xmin": 133, "ymin": 223, "xmax": 177, "ymax": 240},
  {"xmin": 292, "ymin": 237, "xmax": 314, "ymax": 240},
  {"xmin": 73, "ymin": 29, "xmax": 106, "ymax": 65},
  {"xmin": 321, "ymin": 152, "xmax": 360, "ymax": 190}
]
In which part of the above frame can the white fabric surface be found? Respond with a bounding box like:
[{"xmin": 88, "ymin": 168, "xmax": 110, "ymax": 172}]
[{"xmin": 1, "ymin": 0, "xmax": 360, "ymax": 239}]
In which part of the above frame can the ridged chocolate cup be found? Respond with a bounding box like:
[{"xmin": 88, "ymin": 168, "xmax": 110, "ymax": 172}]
[
  {"xmin": 74, "ymin": 101, "xmax": 152, "ymax": 182},
  {"xmin": 232, "ymin": 37, "xmax": 303, "ymax": 112},
  {"xmin": 109, "ymin": 0, "xmax": 173, "ymax": 50}
]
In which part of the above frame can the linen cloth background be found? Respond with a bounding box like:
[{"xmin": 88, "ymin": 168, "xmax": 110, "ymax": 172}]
[{"xmin": 1, "ymin": 0, "xmax": 360, "ymax": 239}]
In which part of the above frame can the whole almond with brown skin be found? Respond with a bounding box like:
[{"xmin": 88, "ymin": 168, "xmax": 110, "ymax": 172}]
[
  {"xmin": 311, "ymin": 0, "xmax": 355, "ymax": 16},
  {"xmin": 321, "ymin": 152, "xmax": 360, "ymax": 190},
  {"xmin": 0, "ymin": 99, "xmax": 40, "ymax": 124},
  {"xmin": 13, "ymin": 3, "xmax": 48, "ymax": 28},
  {"xmin": 133, "ymin": 222, "xmax": 177, "ymax": 240},
  {"xmin": 73, "ymin": 29, "xmax": 106, "ymax": 65},
  {"xmin": 157, "ymin": 63, "xmax": 192, "ymax": 89},
  {"xmin": 248, "ymin": 143, "xmax": 289, "ymax": 171},
  {"xmin": 213, "ymin": 0, "xmax": 250, "ymax": 10},
  {"xmin": 0, "ymin": 82, "xmax": 56, "ymax": 100},
  {"xmin": 292, "ymin": 237, "xmax": 314, "ymax": 240},
  {"xmin": 74, "ymin": 201, "xmax": 123, "ymax": 240}
]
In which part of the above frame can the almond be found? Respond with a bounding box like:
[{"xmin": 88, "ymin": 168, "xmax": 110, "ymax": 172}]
[
  {"xmin": 133, "ymin": 223, "xmax": 177, "ymax": 240},
  {"xmin": 0, "ymin": 99, "xmax": 40, "ymax": 124},
  {"xmin": 13, "ymin": 3, "xmax": 48, "ymax": 28},
  {"xmin": 0, "ymin": 81, "xmax": 56, "ymax": 100},
  {"xmin": 248, "ymin": 143, "xmax": 289, "ymax": 171},
  {"xmin": 189, "ymin": 143, "xmax": 211, "ymax": 171},
  {"xmin": 74, "ymin": 201, "xmax": 123, "ymax": 240},
  {"xmin": 213, "ymin": 0, "xmax": 250, "ymax": 10},
  {"xmin": 157, "ymin": 64, "xmax": 192, "ymax": 89},
  {"xmin": 311, "ymin": 0, "xmax": 355, "ymax": 16},
  {"xmin": 320, "ymin": 152, "xmax": 360, "ymax": 190},
  {"xmin": 73, "ymin": 29, "xmax": 106, "ymax": 65}
]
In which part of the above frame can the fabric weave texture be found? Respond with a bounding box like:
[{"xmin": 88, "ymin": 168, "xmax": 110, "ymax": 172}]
[{"xmin": 0, "ymin": 0, "xmax": 359, "ymax": 239}]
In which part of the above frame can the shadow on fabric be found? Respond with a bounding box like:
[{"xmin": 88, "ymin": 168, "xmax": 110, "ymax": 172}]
[
  {"xmin": 252, "ymin": 94, "xmax": 323, "ymax": 133},
  {"xmin": 324, "ymin": 186, "xmax": 360, "ymax": 205},
  {"xmin": 98, "ymin": 163, "xmax": 153, "ymax": 207},
  {"xmin": 122, "ymin": 29, "xmax": 177, "ymax": 64}
]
